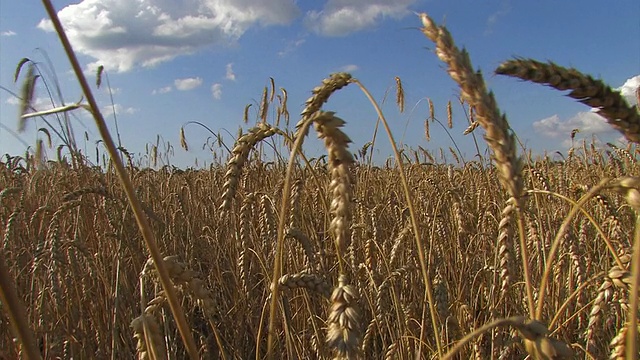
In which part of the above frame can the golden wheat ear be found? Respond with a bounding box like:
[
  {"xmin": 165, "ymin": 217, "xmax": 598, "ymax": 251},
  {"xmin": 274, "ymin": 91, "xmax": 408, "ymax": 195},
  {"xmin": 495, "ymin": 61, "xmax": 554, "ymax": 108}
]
[{"xmin": 496, "ymin": 59, "xmax": 640, "ymax": 143}]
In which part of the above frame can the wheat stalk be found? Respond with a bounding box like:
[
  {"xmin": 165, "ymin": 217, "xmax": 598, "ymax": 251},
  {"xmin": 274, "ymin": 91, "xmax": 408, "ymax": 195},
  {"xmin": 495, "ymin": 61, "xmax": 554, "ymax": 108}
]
[
  {"xmin": 419, "ymin": 12, "xmax": 533, "ymax": 322},
  {"xmin": 39, "ymin": 2, "xmax": 200, "ymax": 357},
  {"xmin": 267, "ymin": 73, "xmax": 354, "ymax": 358}
]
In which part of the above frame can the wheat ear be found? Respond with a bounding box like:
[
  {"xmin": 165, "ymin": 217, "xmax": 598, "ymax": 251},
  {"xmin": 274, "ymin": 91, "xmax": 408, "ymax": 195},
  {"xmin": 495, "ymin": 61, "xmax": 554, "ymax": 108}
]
[
  {"xmin": 313, "ymin": 111, "xmax": 354, "ymax": 256},
  {"xmin": 278, "ymin": 272, "xmax": 331, "ymax": 298},
  {"xmin": 608, "ymin": 176, "xmax": 640, "ymax": 358},
  {"xmin": 496, "ymin": 59, "xmax": 640, "ymax": 143},
  {"xmin": 326, "ymin": 274, "xmax": 362, "ymax": 359},
  {"xmin": 239, "ymin": 193, "xmax": 255, "ymax": 297},
  {"xmin": 310, "ymin": 110, "xmax": 362, "ymax": 356},
  {"xmin": 219, "ymin": 123, "xmax": 277, "ymax": 212},
  {"xmin": 515, "ymin": 319, "xmax": 573, "ymax": 359},
  {"xmin": 440, "ymin": 316, "xmax": 571, "ymax": 360},
  {"xmin": 419, "ymin": 13, "xmax": 524, "ymax": 202},
  {"xmin": 131, "ymin": 314, "xmax": 167, "ymax": 360},
  {"xmin": 497, "ymin": 199, "xmax": 516, "ymax": 300}
]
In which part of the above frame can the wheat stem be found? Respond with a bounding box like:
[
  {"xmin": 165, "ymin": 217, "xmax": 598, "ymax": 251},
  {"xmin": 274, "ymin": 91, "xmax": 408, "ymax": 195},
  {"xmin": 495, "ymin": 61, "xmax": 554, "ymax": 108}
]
[
  {"xmin": 625, "ymin": 214, "xmax": 640, "ymax": 359},
  {"xmin": 40, "ymin": 1, "xmax": 199, "ymax": 358},
  {"xmin": 536, "ymin": 178, "xmax": 612, "ymax": 320},
  {"xmin": 352, "ymin": 78, "xmax": 443, "ymax": 358}
]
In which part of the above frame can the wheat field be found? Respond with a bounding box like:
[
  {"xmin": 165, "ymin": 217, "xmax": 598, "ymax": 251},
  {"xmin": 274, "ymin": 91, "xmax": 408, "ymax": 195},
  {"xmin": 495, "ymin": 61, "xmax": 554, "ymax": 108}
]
[{"xmin": 1, "ymin": 6, "xmax": 639, "ymax": 360}]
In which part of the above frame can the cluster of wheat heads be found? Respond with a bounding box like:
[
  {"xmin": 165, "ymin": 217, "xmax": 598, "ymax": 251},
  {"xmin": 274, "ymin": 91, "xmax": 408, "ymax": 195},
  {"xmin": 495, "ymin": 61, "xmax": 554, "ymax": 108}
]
[{"xmin": 3, "ymin": 5, "xmax": 640, "ymax": 360}]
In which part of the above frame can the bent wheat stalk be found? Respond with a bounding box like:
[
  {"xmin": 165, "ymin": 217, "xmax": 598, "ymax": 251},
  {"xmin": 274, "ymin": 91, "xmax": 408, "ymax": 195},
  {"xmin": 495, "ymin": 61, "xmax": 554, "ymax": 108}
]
[
  {"xmin": 40, "ymin": 1, "xmax": 199, "ymax": 357},
  {"xmin": 352, "ymin": 77, "xmax": 443, "ymax": 357},
  {"xmin": 267, "ymin": 73, "xmax": 352, "ymax": 358},
  {"xmin": 418, "ymin": 12, "xmax": 532, "ymax": 320}
]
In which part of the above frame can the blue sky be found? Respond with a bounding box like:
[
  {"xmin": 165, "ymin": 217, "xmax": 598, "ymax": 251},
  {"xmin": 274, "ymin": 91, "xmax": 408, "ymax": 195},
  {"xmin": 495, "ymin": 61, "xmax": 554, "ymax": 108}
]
[{"xmin": 1, "ymin": 0, "xmax": 639, "ymax": 167}]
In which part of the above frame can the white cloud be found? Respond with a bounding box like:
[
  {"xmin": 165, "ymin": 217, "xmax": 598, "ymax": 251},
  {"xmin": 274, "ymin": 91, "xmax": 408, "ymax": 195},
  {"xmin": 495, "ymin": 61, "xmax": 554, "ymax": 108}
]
[
  {"xmin": 6, "ymin": 97, "xmax": 20, "ymax": 105},
  {"xmin": 278, "ymin": 37, "xmax": 306, "ymax": 57},
  {"xmin": 100, "ymin": 86, "xmax": 121, "ymax": 95},
  {"xmin": 533, "ymin": 111, "xmax": 612, "ymax": 138},
  {"xmin": 485, "ymin": 1, "xmax": 511, "ymax": 35},
  {"xmin": 152, "ymin": 86, "xmax": 173, "ymax": 95},
  {"xmin": 102, "ymin": 104, "xmax": 138, "ymax": 116},
  {"xmin": 305, "ymin": 0, "xmax": 415, "ymax": 36},
  {"xmin": 560, "ymin": 135, "xmax": 604, "ymax": 150},
  {"xmin": 6, "ymin": 96, "xmax": 57, "ymax": 111},
  {"xmin": 618, "ymin": 75, "xmax": 640, "ymax": 106},
  {"xmin": 211, "ymin": 83, "xmax": 222, "ymax": 100},
  {"xmin": 225, "ymin": 63, "xmax": 236, "ymax": 81},
  {"xmin": 1, "ymin": 30, "xmax": 16, "ymax": 37},
  {"xmin": 340, "ymin": 64, "xmax": 359, "ymax": 72},
  {"xmin": 37, "ymin": 0, "xmax": 300, "ymax": 72},
  {"xmin": 174, "ymin": 77, "xmax": 203, "ymax": 91}
]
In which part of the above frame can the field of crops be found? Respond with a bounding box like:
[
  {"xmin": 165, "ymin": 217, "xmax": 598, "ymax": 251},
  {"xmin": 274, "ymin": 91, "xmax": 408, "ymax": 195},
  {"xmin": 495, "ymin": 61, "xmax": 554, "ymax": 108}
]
[{"xmin": 1, "ymin": 8, "xmax": 639, "ymax": 360}]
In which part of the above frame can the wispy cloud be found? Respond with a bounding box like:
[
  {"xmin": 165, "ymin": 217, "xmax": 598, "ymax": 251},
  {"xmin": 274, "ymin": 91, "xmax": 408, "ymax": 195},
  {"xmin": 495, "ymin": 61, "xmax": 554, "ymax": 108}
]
[
  {"xmin": 100, "ymin": 86, "xmax": 121, "ymax": 95},
  {"xmin": 278, "ymin": 37, "xmax": 306, "ymax": 57},
  {"xmin": 6, "ymin": 96, "xmax": 57, "ymax": 111},
  {"xmin": 6, "ymin": 97, "xmax": 21, "ymax": 106},
  {"xmin": 305, "ymin": 0, "xmax": 415, "ymax": 36},
  {"xmin": 1, "ymin": 30, "xmax": 16, "ymax": 37},
  {"xmin": 211, "ymin": 83, "xmax": 222, "ymax": 100},
  {"xmin": 533, "ymin": 111, "xmax": 611, "ymax": 138},
  {"xmin": 37, "ymin": 0, "xmax": 300, "ymax": 72},
  {"xmin": 225, "ymin": 63, "xmax": 236, "ymax": 81},
  {"xmin": 339, "ymin": 64, "xmax": 359, "ymax": 72},
  {"xmin": 485, "ymin": 0, "xmax": 511, "ymax": 35},
  {"xmin": 102, "ymin": 104, "xmax": 138, "ymax": 116},
  {"xmin": 174, "ymin": 77, "xmax": 203, "ymax": 91},
  {"xmin": 152, "ymin": 86, "xmax": 173, "ymax": 95}
]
